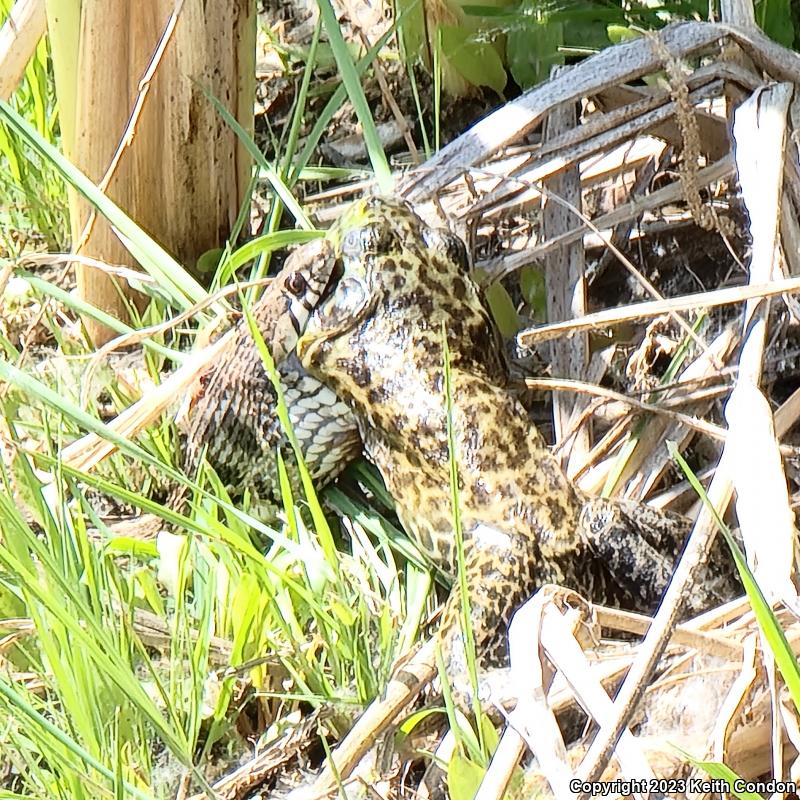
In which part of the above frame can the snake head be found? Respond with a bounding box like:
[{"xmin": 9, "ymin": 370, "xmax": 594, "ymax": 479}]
[
  {"xmin": 176, "ymin": 235, "xmax": 336, "ymax": 429},
  {"xmin": 268, "ymin": 236, "xmax": 338, "ymax": 362}
]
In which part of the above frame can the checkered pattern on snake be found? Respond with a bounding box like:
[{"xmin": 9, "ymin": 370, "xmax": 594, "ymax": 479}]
[{"xmin": 178, "ymin": 239, "xmax": 360, "ymax": 517}]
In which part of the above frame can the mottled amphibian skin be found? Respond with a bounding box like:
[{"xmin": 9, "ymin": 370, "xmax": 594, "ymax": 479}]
[
  {"xmin": 179, "ymin": 239, "xmax": 360, "ymax": 516},
  {"xmin": 297, "ymin": 197, "xmax": 737, "ymax": 688}
]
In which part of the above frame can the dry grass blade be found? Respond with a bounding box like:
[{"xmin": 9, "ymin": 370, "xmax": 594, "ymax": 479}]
[
  {"xmin": 541, "ymin": 82, "xmax": 590, "ymax": 467},
  {"xmin": 292, "ymin": 638, "xmax": 438, "ymax": 798},
  {"xmin": 466, "ymin": 80, "xmax": 720, "ymax": 220},
  {"xmin": 481, "ymin": 155, "xmax": 736, "ymax": 281},
  {"xmin": 538, "ymin": 609, "xmax": 654, "ymax": 782},
  {"xmin": 571, "ymin": 326, "xmax": 737, "ymax": 499},
  {"xmin": 726, "ymin": 81, "xmax": 799, "ymax": 610},
  {"xmin": 500, "ymin": 588, "xmax": 574, "ymax": 798},
  {"xmin": 615, "ymin": 327, "xmax": 737, "ymax": 501},
  {"xmin": 573, "ymin": 74, "xmax": 799, "ymax": 790},
  {"xmin": 401, "ymin": 22, "xmax": 725, "ymax": 201},
  {"xmin": 475, "ymin": 729, "xmax": 526, "ymax": 800},
  {"xmin": 518, "ymin": 276, "xmax": 800, "ymax": 345},
  {"xmin": 710, "ymin": 633, "xmax": 758, "ymax": 764},
  {"xmin": 60, "ymin": 331, "xmax": 234, "ymax": 472},
  {"xmin": 403, "ymin": 21, "xmax": 800, "ymax": 203},
  {"xmin": 775, "ymin": 385, "xmax": 800, "ymax": 437},
  {"xmin": 0, "ymin": 0, "xmax": 46, "ymax": 101},
  {"xmin": 594, "ymin": 606, "xmax": 743, "ymax": 659},
  {"xmin": 515, "ymin": 607, "xmax": 800, "ymax": 789}
]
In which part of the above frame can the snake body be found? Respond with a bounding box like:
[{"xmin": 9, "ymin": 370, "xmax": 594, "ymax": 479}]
[{"xmin": 178, "ymin": 239, "xmax": 360, "ymax": 515}]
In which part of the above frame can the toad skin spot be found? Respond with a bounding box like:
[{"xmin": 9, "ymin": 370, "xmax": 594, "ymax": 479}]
[
  {"xmin": 349, "ymin": 362, "xmax": 372, "ymax": 388},
  {"xmin": 368, "ymin": 386, "xmax": 387, "ymax": 405}
]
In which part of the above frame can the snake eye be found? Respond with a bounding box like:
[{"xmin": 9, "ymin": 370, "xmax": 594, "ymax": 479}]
[{"xmin": 286, "ymin": 270, "xmax": 307, "ymax": 296}]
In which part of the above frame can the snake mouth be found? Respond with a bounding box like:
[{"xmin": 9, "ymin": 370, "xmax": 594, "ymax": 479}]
[
  {"xmin": 296, "ymin": 257, "xmax": 344, "ymax": 360},
  {"xmin": 297, "ymin": 263, "xmax": 376, "ymax": 362}
]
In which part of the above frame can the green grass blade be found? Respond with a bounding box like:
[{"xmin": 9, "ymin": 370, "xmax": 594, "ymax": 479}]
[
  {"xmin": 0, "ymin": 678, "xmax": 153, "ymax": 800},
  {"xmin": 442, "ymin": 326, "xmax": 483, "ymax": 744},
  {"xmin": 679, "ymin": 754, "xmax": 762, "ymax": 800},
  {"xmin": 315, "ymin": 0, "xmax": 393, "ymax": 193},
  {"xmin": 2, "ymin": 358, "xmax": 318, "ymax": 561},
  {"xmin": 670, "ymin": 444, "xmax": 800, "ymax": 711},
  {"xmin": 22, "ymin": 272, "xmax": 182, "ymax": 363},
  {"xmin": 0, "ymin": 358, "xmax": 178, "ymax": 476},
  {"xmin": 279, "ymin": 18, "xmax": 322, "ymax": 178},
  {"xmin": 324, "ymin": 486, "xmax": 438, "ymax": 575},
  {"xmin": 242, "ymin": 303, "xmax": 340, "ymax": 574},
  {"xmin": 198, "ymin": 86, "xmax": 312, "ymax": 229},
  {"xmin": 0, "ymin": 99, "xmax": 207, "ymax": 311},
  {"xmin": 33, "ymin": 452, "xmax": 309, "ymax": 571},
  {"xmin": 220, "ymin": 229, "xmax": 323, "ymax": 278},
  {"xmin": 0, "ymin": 509, "xmax": 190, "ymax": 760},
  {"xmin": 290, "ymin": 26, "xmax": 394, "ymax": 185}
]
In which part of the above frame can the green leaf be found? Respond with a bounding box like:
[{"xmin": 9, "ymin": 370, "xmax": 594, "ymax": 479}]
[
  {"xmin": 477, "ymin": 711, "xmax": 500, "ymax": 753},
  {"xmin": 506, "ymin": 15, "xmax": 564, "ymax": 88},
  {"xmin": 134, "ymin": 568, "xmax": 167, "ymax": 616},
  {"xmin": 447, "ymin": 747, "xmax": 486, "ymax": 800},
  {"xmin": 196, "ymin": 247, "xmax": 224, "ymax": 275},
  {"xmin": 105, "ymin": 537, "xmax": 160, "ymax": 559},
  {"xmin": 396, "ymin": 0, "xmax": 429, "ymax": 64},
  {"xmin": 439, "ymin": 25, "xmax": 507, "ymax": 95},
  {"xmin": 755, "ymin": 0, "xmax": 794, "ymax": 47},
  {"xmin": 397, "ymin": 707, "xmax": 443, "ymax": 736},
  {"xmin": 520, "ymin": 265, "xmax": 546, "ymax": 317},
  {"xmin": 484, "ymin": 281, "xmax": 521, "ymax": 337},
  {"xmin": 607, "ymin": 24, "xmax": 641, "ymax": 44}
]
